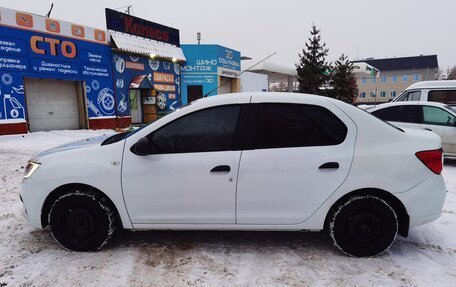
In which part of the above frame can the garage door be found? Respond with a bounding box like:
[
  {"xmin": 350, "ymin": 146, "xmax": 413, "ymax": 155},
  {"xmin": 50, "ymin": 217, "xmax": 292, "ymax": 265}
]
[{"xmin": 24, "ymin": 79, "xmax": 81, "ymax": 132}]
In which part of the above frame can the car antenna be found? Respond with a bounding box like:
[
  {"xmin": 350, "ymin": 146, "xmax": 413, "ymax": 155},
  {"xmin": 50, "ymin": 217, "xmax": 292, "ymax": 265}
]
[{"xmin": 203, "ymin": 51, "xmax": 277, "ymax": 97}]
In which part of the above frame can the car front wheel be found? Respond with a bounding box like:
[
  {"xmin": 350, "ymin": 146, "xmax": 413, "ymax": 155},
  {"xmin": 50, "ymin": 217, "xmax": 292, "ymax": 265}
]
[
  {"xmin": 49, "ymin": 190, "xmax": 118, "ymax": 251},
  {"xmin": 329, "ymin": 195, "xmax": 398, "ymax": 257}
]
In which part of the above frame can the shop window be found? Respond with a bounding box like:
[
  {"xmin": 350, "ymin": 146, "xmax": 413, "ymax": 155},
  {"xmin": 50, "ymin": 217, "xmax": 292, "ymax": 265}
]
[
  {"xmin": 370, "ymin": 91, "xmax": 376, "ymax": 97},
  {"xmin": 253, "ymin": 103, "xmax": 347, "ymax": 149},
  {"xmin": 149, "ymin": 105, "xmax": 240, "ymax": 154},
  {"xmin": 360, "ymin": 92, "xmax": 366, "ymax": 98}
]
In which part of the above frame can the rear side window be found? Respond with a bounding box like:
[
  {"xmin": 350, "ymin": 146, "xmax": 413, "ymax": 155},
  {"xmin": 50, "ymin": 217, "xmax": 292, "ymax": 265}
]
[
  {"xmin": 397, "ymin": 91, "xmax": 421, "ymax": 101},
  {"xmin": 149, "ymin": 105, "xmax": 240, "ymax": 154},
  {"xmin": 253, "ymin": 103, "xmax": 347, "ymax": 149},
  {"xmin": 371, "ymin": 105, "xmax": 422, "ymax": 123},
  {"xmin": 423, "ymin": 106, "xmax": 456, "ymax": 126},
  {"xmin": 428, "ymin": 90, "xmax": 456, "ymax": 105}
]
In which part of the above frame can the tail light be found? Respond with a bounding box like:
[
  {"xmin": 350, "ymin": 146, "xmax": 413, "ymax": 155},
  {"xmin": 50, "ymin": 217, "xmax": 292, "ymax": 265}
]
[{"xmin": 415, "ymin": 148, "xmax": 443, "ymax": 174}]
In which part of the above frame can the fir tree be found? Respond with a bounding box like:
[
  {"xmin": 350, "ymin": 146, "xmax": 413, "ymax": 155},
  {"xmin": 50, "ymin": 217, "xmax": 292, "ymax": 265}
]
[
  {"xmin": 329, "ymin": 54, "xmax": 358, "ymax": 104},
  {"xmin": 296, "ymin": 25, "xmax": 330, "ymax": 94}
]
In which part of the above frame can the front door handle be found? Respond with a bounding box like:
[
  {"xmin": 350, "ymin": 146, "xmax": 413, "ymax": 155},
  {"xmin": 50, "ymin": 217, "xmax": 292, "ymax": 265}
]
[
  {"xmin": 210, "ymin": 165, "xmax": 231, "ymax": 172},
  {"xmin": 423, "ymin": 128, "xmax": 432, "ymax": 131},
  {"xmin": 319, "ymin": 162, "xmax": 339, "ymax": 169}
]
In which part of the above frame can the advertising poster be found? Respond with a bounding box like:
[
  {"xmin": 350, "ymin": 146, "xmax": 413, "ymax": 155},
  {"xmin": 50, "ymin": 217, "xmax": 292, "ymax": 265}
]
[{"xmin": 112, "ymin": 52, "xmax": 181, "ymax": 116}]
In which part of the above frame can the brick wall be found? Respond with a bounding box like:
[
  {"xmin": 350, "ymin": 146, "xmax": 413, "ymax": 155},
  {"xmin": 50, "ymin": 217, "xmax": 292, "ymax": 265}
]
[
  {"xmin": 116, "ymin": 117, "xmax": 132, "ymax": 128},
  {"xmin": 0, "ymin": 122, "xmax": 28, "ymax": 135},
  {"xmin": 88, "ymin": 118, "xmax": 117, "ymax": 130}
]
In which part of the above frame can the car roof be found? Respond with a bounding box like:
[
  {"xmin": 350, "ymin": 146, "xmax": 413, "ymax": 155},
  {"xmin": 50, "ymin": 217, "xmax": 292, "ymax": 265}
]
[
  {"xmin": 190, "ymin": 92, "xmax": 336, "ymax": 106},
  {"xmin": 405, "ymin": 80, "xmax": 456, "ymax": 91},
  {"xmin": 368, "ymin": 101, "xmax": 456, "ymax": 113}
]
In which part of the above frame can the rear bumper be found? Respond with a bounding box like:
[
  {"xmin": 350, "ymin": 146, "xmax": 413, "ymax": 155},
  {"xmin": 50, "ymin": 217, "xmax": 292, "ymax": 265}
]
[{"xmin": 395, "ymin": 174, "xmax": 447, "ymax": 228}]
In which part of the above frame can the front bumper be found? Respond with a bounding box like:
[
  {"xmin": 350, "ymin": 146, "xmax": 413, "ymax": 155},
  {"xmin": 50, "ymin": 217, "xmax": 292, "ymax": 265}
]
[{"xmin": 20, "ymin": 177, "xmax": 51, "ymax": 228}]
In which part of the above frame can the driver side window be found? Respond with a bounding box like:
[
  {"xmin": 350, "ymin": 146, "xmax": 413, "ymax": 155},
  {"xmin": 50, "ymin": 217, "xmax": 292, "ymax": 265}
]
[{"xmin": 148, "ymin": 105, "xmax": 240, "ymax": 154}]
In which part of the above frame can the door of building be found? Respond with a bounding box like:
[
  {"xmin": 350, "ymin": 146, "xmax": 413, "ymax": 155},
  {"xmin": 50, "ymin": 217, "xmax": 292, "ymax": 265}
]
[
  {"xmin": 141, "ymin": 90, "xmax": 158, "ymax": 123},
  {"xmin": 187, "ymin": 85, "xmax": 203, "ymax": 103},
  {"xmin": 24, "ymin": 78, "xmax": 83, "ymax": 132},
  {"xmin": 129, "ymin": 89, "xmax": 142, "ymax": 124}
]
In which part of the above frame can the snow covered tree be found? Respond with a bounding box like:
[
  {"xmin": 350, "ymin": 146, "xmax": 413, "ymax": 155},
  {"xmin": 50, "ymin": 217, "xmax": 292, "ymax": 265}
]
[
  {"xmin": 329, "ymin": 54, "xmax": 358, "ymax": 104},
  {"xmin": 296, "ymin": 25, "xmax": 330, "ymax": 95}
]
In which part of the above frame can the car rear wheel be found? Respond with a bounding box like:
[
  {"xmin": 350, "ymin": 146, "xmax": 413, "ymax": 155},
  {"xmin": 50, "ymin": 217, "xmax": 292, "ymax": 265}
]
[
  {"xmin": 49, "ymin": 190, "xmax": 117, "ymax": 251},
  {"xmin": 329, "ymin": 195, "xmax": 398, "ymax": 257}
]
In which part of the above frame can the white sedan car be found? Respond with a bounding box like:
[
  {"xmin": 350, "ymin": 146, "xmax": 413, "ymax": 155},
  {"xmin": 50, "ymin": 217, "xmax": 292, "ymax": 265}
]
[
  {"xmin": 368, "ymin": 101, "xmax": 456, "ymax": 157},
  {"xmin": 20, "ymin": 93, "xmax": 447, "ymax": 257}
]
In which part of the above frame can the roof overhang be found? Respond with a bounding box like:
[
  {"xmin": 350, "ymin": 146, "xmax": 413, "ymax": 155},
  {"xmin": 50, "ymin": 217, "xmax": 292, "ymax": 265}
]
[
  {"xmin": 242, "ymin": 61, "xmax": 297, "ymax": 83},
  {"xmin": 110, "ymin": 31, "xmax": 186, "ymax": 62}
]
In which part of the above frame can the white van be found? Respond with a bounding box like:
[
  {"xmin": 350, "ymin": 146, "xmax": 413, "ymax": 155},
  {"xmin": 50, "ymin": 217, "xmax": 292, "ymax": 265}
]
[{"xmin": 393, "ymin": 80, "xmax": 456, "ymax": 105}]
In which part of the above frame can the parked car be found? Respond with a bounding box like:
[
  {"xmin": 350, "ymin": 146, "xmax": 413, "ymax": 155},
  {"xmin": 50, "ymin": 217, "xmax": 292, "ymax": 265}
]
[
  {"xmin": 392, "ymin": 80, "xmax": 456, "ymax": 105},
  {"xmin": 20, "ymin": 93, "xmax": 447, "ymax": 257},
  {"xmin": 358, "ymin": 80, "xmax": 456, "ymax": 111},
  {"xmin": 368, "ymin": 101, "xmax": 456, "ymax": 157}
]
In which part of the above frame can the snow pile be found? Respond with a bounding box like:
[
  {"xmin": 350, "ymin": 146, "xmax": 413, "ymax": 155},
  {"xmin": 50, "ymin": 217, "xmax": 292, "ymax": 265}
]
[{"xmin": 0, "ymin": 130, "xmax": 455, "ymax": 286}]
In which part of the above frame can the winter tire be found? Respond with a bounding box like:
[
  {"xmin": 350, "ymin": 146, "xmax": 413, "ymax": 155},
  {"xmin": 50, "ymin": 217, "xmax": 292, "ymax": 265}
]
[
  {"xmin": 49, "ymin": 190, "xmax": 117, "ymax": 251},
  {"xmin": 329, "ymin": 195, "xmax": 398, "ymax": 257}
]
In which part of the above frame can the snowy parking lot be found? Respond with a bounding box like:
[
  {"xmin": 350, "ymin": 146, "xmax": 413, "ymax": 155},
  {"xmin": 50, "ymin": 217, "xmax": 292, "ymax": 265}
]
[{"xmin": 0, "ymin": 130, "xmax": 455, "ymax": 286}]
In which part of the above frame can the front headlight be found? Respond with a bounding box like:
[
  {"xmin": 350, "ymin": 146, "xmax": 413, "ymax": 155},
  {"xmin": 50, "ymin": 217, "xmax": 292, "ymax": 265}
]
[{"xmin": 24, "ymin": 161, "xmax": 41, "ymax": 179}]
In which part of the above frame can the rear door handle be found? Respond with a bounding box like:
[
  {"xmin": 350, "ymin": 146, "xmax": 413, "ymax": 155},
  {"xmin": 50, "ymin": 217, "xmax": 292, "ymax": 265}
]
[
  {"xmin": 423, "ymin": 128, "xmax": 432, "ymax": 131},
  {"xmin": 319, "ymin": 162, "xmax": 339, "ymax": 169},
  {"xmin": 210, "ymin": 165, "xmax": 231, "ymax": 172}
]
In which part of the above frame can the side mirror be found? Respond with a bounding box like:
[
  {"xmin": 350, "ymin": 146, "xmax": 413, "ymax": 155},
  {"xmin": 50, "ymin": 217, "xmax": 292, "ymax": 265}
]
[{"xmin": 130, "ymin": 137, "xmax": 152, "ymax": 156}]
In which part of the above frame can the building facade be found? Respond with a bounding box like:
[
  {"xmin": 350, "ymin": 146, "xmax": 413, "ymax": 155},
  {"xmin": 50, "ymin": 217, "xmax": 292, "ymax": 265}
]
[
  {"xmin": 180, "ymin": 45, "xmax": 241, "ymax": 105},
  {"xmin": 353, "ymin": 55, "xmax": 438, "ymax": 104},
  {"xmin": 0, "ymin": 7, "xmax": 115, "ymax": 134},
  {"xmin": 106, "ymin": 9, "xmax": 185, "ymax": 126}
]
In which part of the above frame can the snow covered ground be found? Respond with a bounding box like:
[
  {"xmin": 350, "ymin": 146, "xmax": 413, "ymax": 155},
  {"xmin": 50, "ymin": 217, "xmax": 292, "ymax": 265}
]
[{"xmin": 0, "ymin": 130, "xmax": 455, "ymax": 286}]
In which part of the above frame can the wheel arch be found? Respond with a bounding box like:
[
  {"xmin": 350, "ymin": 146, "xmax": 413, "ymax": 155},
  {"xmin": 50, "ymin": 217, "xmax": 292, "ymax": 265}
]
[
  {"xmin": 324, "ymin": 188, "xmax": 410, "ymax": 237},
  {"xmin": 41, "ymin": 183, "xmax": 123, "ymax": 229}
]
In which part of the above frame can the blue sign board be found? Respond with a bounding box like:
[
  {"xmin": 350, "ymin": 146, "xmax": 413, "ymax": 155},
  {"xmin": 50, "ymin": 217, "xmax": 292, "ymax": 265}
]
[
  {"xmin": 0, "ymin": 24, "xmax": 114, "ymax": 121},
  {"xmin": 180, "ymin": 45, "xmax": 241, "ymax": 104}
]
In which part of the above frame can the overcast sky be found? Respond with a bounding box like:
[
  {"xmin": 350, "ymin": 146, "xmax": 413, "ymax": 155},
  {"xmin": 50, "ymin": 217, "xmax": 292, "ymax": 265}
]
[{"xmin": 2, "ymin": 0, "xmax": 456, "ymax": 71}]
